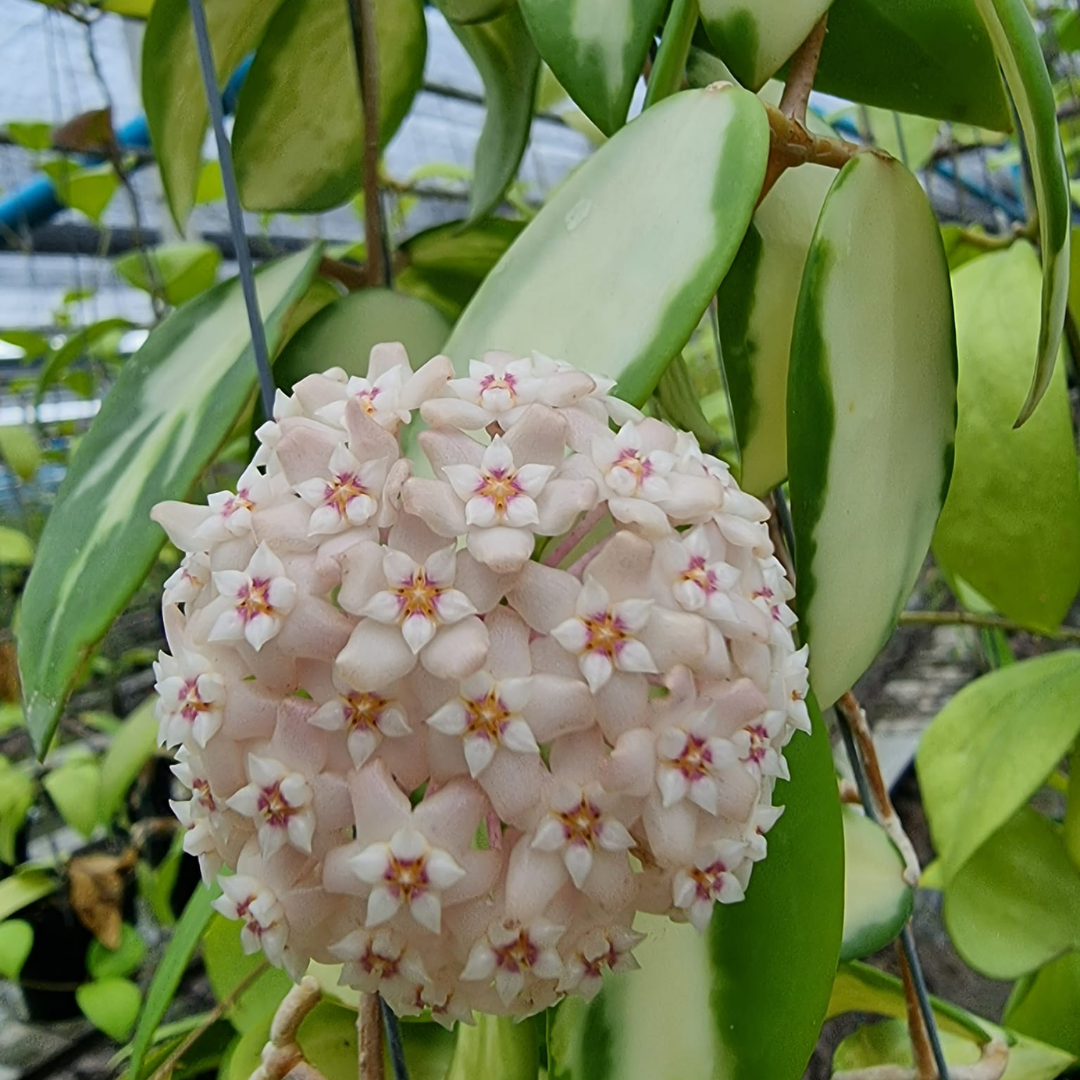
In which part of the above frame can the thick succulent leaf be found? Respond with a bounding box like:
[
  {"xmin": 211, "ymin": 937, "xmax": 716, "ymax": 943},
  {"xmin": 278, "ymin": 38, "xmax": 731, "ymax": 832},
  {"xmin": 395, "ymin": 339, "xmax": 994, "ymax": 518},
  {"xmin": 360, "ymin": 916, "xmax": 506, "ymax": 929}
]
[
  {"xmin": 972, "ymin": 0, "xmax": 1071, "ymax": 425},
  {"xmin": 442, "ymin": 6, "xmax": 540, "ymax": 221},
  {"xmin": 1005, "ymin": 953, "xmax": 1080, "ymax": 1058},
  {"xmin": 447, "ymin": 83, "xmax": 770, "ymax": 405},
  {"xmin": 17, "ymin": 247, "xmax": 322, "ymax": 756},
  {"xmin": 550, "ymin": 697, "xmax": 842, "ymax": 1080},
  {"xmin": 439, "ymin": 0, "xmax": 514, "ymax": 21},
  {"xmin": 396, "ymin": 218, "xmax": 525, "ymax": 320},
  {"xmin": 933, "ymin": 246, "xmax": 1080, "ymax": 632},
  {"xmin": 840, "ymin": 805, "xmax": 913, "ymax": 962},
  {"xmin": 519, "ymin": 0, "xmax": 666, "ymax": 136},
  {"xmin": 142, "ymin": 0, "xmax": 286, "ymax": 229},
  {"xmin": 834, "ymin": 1019, "xmax": 1075, "ymax": 1080},
  {"xmin": 446, "ymin": 1015, "xmax": 538, "ymax": 1080},
  {"xmin": 717, "ymin": 162, "xmax": 833, "ymax": 496},
  {"xmin": 809, "ymin": 0, "xmax": 1011, "ymax": 131},
  {"xmin": 115, "ymin": 242, "xmax": 221, "ymax": 307},
  {"xmin": 708, "ymin": 694, "xmax": 844, "ymax": 1080},
  {"xmin": 233, "ymin": 0, "xmax": 426, "ymax": 212},
  {"xmin": 699, "ymin": 0, "xmax": 834, "ymax": 90},
  {"xmin": 945, "ymin": 807, "xmax": 1080, "ymax": 980},
  {"xmin": 788, "ymin": 153, "xmax": 957, "ymax": 709},
  {"xmin": 916, "ymin": 651, "xmax": 1080, "ymax": 882},
  {"xmin": 275, "ymin": 288, "xmax": 451, "ymax": 393}
]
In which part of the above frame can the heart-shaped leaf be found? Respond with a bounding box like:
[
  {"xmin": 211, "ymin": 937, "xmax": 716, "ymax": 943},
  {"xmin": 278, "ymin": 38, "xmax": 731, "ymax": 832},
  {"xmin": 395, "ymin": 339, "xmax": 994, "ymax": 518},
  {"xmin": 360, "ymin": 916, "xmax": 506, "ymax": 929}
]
[
  {"xmin": 233, "ymin": 0, "xmax": 426, "ymax": 212},
  {"xmin": 447, "ymin": 83, "xmax": 770, "ymax": 405},
  {"xmin": 717, "ymin": 162, "xmax": 833, "ymax": 496},
  {"xmin": 917, "ymin": 650, "xmax": 1080, "ymax": 881},
  {"xmin": 1005, "ymin": 952, "xmax": 1080, "ymax": 1058},
  {"xmin": 115, "ymin": 242, "xmax": 221, "ymax": 307},
  {"xmin": 18, "ymin": 246, "xmax": 322, "ymax": 756},
  {"xmin": 0, "ymin": 919, "xmax": 33, "ymax": 981},
  {"xmin": 519, "ymin": 0, "xmax": 666, "ymax": 135},
  {"xmin": 442, "ymin": 5, "xmax": 540, "ymax": 221},
  {"xmin": 971, "ymin": 0, "xmax": 1071, "ymax": 425},
  {"xmin": 142, "ymin": 0, "xmax": 287, "ymax": 228},
  {"xmin": 78, "ymin": 977, "xmax": 142, "ymax": 1042},
  {"xmin": 699, "ymin": 0, "xmax": 834, "ymax": 90},
  {"xmin": 42, "ymin": 754, "xmax": 101, "ymax": 837},
  {"xmin": 933, "ymin": 245, "xmax": 1080, "ymax": 632},
  {"xmin": 788, "ymin": 152, "xmax": 957, "ymax": 709}
]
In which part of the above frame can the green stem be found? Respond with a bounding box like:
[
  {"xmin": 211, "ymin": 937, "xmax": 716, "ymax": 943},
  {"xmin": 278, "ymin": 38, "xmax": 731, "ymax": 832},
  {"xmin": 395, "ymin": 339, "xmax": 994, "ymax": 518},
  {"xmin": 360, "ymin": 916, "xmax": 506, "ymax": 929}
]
[
  {"xmin": 643, "ymin": 0, "xmax": 698, "ymax": 110},
  {"xmin": 897, "ymin": 609, "xmax": 1080, "ymax": 644},
  {"xmin": 1065, "ymin": 746, "xmax": 1080, "ymax": 874}
]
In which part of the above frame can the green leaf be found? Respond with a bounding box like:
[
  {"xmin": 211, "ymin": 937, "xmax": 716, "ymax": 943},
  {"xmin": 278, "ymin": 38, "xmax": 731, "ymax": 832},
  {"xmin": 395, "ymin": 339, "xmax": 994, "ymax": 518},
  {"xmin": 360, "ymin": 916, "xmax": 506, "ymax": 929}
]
[
  {"xmin": 447, "ymin": 83, "xmax": 770, "ymax": 405},
  {"xmin": 232, "ymin": 0, "xmax": 427, "ymax": 213},
  {"xmin": 446, "ymin": 1014, "xmax": 538, "ymax": 1080},
  {"xmin": 439, "ymin": 0, "xmax": 513, "ymax": 21},
  {"xmin": 828, "ymin": 961, "xmax": 992, "ymax": 1043},
  {"xmin": 788, "ymin": 153, "xmax": 957, "ymax": 709},
  {"xmin": 142, "ymin": 0, "xmax": 287, "ymax": 229},
  {"xmin": 18, "ymin": 247, "xmax": 322, "ymax": 756},
  {"xmin": 6, "ymin": 121, "xmax": 53, "ymax": 152},
  {"xmin": 933, "ymin": 245, "xmax": 1080, "ymax": 632},
  {"xmin": 972, "ymin": 0, "xmax": 1071, "ymax": 425},
  {"xmin": 708, "ymin": 693, "xmax": 844, "ymax": 1080},
  {"xmin": 203, "ymin": 914, "xmax": 292, "ymax": 1032},
  {"xmin": 0, "ymin": 919, "xmax": 33, "ymax": 980},
  {"xmin": 699, "ymin": 0, "xmax": 833, "ymax": 90},
  {"xmin": 396, "ymin": 218, "xmax": 525, "ymax": 321},
  {"xmin": 116, "ymin": 1017, "xmax": 236, "ymax": 1080},
  {"xmin": 43, "ymin": 754, "xmax": 102, "ymax": 837},
  {"xmin": 127, "ymin": 883, "xmax": 217, "ymax": 1080},
  {"xmin": 550, "ymin": 698, "xmax": 842, "ymax": 1080},
  {"xmin": 834, "ymin": 1019, "xmax": 1074, "ymax": 1080},
  {"xmin": 88, "ymin": 923, "xmax": 147, "ymax": 980},
  {"xmin": 0, "ymin": 526, "xmax": 35, "ymax": 567},
  {"xmin": 916, "ymin": 651, "xmax": 1080, "ymax": 881},
  {"xmin": 807, "ymin": 0, "xmax": 1011, "ymax": 131},
  {"xmin": 840, "ymin": 805, "xmax": 912, "ymax": 961},
  {"xmin": 77, "ymin": 977, "xmax": 142, "ymax": 1042},
  {"xmin": 40, "ymin": 161, "xmax": 119, "ymax": 223},
  {"xmin": 518, "ymin": 0, "xmax": 666, "ymax": 135},
  {"xmin": 0, "ymin": 871, "xmax": 56, "ymax": 922},
  {"xmin": 275, "ymin": 288, "xmax": 451, "ymax": 395},
  {"xmin": 716, "ymin": 162, "xmax": 833, "ymax": 496},
  {"xmin": 194, "ymin": 160, "xmax": 225, "ymax": 206},
  {"xmin": 1005, "ymin": 952, "xmax": 1080, "ymax": 1058},
  {"xmin": 945, "ymin": 807, "xmax": 1080, "ymax": 979},
  {"xmin": 115, "ymin": 243, "xmax": 222, "ymax": 307},
  {"xmin": 0, "ymin": 425, "xmax": 43, "ymax": 481},
  {"xmin": 443, "ymin": 6, "xmax": 540, "ymax": 221},
  {"xmin": 228, "ymin": 1001, "xmax": 358, "ymax": 1080},
  {"xmin": 98, "ymin": 697, "xmax": 159, "ymax": 825},
  {"xmin": 37, "ymin": 318, "xmax": 134, "ymax": 402},
  {"xmin": 0, "ymin": 758, "xmax": 32, "ymax": 865},
  {"xmin": 0, "ymin": 329, "xmax": 50, "ymax": 360}
]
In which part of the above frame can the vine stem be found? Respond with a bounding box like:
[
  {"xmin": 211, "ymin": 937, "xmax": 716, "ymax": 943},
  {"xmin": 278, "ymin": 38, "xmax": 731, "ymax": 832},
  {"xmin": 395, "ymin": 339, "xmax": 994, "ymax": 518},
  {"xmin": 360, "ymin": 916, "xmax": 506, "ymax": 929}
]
[
  {"xmin": 250, "ymin": 976, "xmax": 327, "ymax": 1080},
  {"xmin": 642, "ymin": 0, "xmax": 698, "ymax": 109},
  {"xmin": 346, "ymin": 0, "xmax": 388, "ymax": 288},
  {"xmin": 778, "ymin": 13, "xmax": 828, "ymax": 123},
  {"xmin": 897, "ymin": 609, "xmax": 1080, "ymax": 643},
  {"xmin": 543, "ymin": 504, "xmax": 608, "ymax": 567},
  {"xmin": 760, "ymin": 102, "xmax": 863, "ymax": 203},
  {"xmin": 358, "ymin": 993, "xmax": 385, "ymax": 1080}
]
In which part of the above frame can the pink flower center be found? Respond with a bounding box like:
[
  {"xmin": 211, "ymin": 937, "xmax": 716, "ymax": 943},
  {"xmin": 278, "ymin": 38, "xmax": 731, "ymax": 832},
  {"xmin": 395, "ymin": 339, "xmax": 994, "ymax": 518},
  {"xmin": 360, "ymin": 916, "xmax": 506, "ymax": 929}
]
[
  {"xmin": 385, "ymin": 853, "xmax": 430, "ymax": 901},
  {"xmin": 492, "ymin": 927, "xmax": 539, "ymax": 974},
  {"xmin": 257, "ymin": 780, "xmax": 301, "ymax": 829},
  {"xmin": 360, "ymin": 945, "xmax": 400, "ymax": 979},
  {"xmin": 690, "ymin": 860, "xmax": 727, "ymax": 902},
  {"xmin": 356, "ymin": 386, "xmax": 381, "ymax": 414},
  {"xmin": 178, "ymin": 679, "xmax": 214, "ymax": 723},
  {"xmin": 478, "ymin": 372, "xmax": 517, "ymax": 400},
  {"xmin": 743, "ymin": 724, "xmax": 769, "ymax": 765},
  {"xmin": 463, "ymin": 688, "xmax": 513, "ymax": 741},
  {"xmin": 673, "ymin": 733, "xmax": 714, "ymax": 780},
  {"xmin": 556, "ymin": 797, "xmax": 604, "ymax": 848},
  {"xmin": 192, "ymin": 777, "xmax": 215, "ymax": 812},
  {"xmin": 612, "ymin": 448, "xmax": 652, "ymax": 489},
  {"xmin": 393, "ymin": 570, "xmax": 442, "ymax": 622},
  {"xmin": 343, "ymin": 691, "xmax": 390, "ymax": 732},
  {"xmin": 236, "ymin": 577, "xmax": 275, "ymax": 623},
  {"xmin": 581, "ymin": 611, "xmax": 629, "ymax": 660},
  {"xmin": 752, "ymin": 587, "xmax": 783, "ymax": 621},
  {"xmin": 681, "ymin": 554, "xmax": 719, "ymax": 596},
  {"xmin": 476, "ymin": 467, "xmax": 523, "ymax": 516},
  {"xmin": 323, "ymin": 471, "xmax": 368, "ymax": 516}
]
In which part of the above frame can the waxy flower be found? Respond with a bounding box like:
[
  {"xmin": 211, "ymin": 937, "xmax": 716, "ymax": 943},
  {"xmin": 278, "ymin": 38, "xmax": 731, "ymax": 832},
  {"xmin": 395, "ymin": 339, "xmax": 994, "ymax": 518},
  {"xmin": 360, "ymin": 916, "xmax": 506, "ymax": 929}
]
[{"xmin": 155, "ymin": 347, "xmax": 808, "ymax": 1021}]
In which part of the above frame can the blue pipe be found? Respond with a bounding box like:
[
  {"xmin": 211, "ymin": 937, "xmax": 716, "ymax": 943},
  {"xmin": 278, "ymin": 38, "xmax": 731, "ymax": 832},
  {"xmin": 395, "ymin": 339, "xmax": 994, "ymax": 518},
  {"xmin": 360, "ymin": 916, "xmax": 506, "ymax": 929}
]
[{"xmin": 0, "ymin": 57, "xmax": 252, "ymax": 247}]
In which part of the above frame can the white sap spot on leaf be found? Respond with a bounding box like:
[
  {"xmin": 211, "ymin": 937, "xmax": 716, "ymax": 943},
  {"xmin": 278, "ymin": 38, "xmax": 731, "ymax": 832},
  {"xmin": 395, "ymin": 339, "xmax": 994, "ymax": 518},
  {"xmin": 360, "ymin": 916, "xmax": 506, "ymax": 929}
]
[{"xmin": 565, "ymin": 198, "xmax": 592, "ymax": 232}]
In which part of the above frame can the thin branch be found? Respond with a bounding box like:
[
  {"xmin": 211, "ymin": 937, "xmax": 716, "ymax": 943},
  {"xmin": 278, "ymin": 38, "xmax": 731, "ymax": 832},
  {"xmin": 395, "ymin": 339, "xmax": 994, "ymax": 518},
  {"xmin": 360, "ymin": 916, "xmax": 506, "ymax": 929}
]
[
  {"xmin": 346, "ymin": 0, "xmax": 387, "ymax": 288},
  {"xmin": 642, "ymin": 0, "xmax": 698, "ymax": 110},
  {"xmin": 779, "ymin": 14, "xmax": 828, "ymax": 124},
  {"xmin": 543, "ymin": 504, "xmax": 608, "ymax": 567},
  {"xmin": 899, "ymin": 942, "xmax": 939, "ymax": 1080},
  {"xmin": 358, "ymin": 993, "xmax": 385, "ymax": 1080},
  {"xmin": 151, "ymin": 961, "xmax": 270, "ymax": 1080},
  {"xmin": 897, "ymin": 609, "xmax": 1080, "ymax": 643}
]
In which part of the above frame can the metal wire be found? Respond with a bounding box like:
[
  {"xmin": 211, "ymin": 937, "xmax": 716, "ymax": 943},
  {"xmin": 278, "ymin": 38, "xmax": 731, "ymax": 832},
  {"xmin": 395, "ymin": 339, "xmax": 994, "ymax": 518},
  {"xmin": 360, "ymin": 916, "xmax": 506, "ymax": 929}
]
[
  {"xmin": 185, "ymin": 0, "xmax": 275, "ymax": 418},
  {"xmin": 380, "ymin": 997, "xmax": 410, "ymax": 1080}
]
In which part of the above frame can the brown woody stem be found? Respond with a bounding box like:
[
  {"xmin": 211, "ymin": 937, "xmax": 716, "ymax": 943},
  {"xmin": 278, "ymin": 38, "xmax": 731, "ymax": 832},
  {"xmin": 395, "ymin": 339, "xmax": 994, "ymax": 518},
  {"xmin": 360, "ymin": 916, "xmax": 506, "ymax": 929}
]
[
  {"xmin": 347, "ymin": 0, "xmax": 387, "ymax": 288},
  {"xmin": 358, "ymin": 993, "xmax": 385, "ymax": 1080},
  {"xmin": 779, "ymin": 14, "xmax": 828, "ymax": 124},
  {"xmin": 759, "ymin": 102, "xmax": 864, "ymax": 204},
  {"xmin": 899, "ymin": 943, "xmax": 939, "ymax": 1080}
]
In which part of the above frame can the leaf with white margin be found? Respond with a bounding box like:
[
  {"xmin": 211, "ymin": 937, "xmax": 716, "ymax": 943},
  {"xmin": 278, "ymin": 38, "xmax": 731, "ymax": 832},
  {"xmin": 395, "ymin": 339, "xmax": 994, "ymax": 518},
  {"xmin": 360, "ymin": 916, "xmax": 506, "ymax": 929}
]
[
  {"xmin": 441, "ymin": 4, "xmax": 540, "ymax": 222},
  {"xmin": 788, "ymin": 153, "xmax": 957, "ymax": 709},
  {"xmin": 699, "ymin": 0, "xmax": 834, "ymax": 90},
  {"xmin": 447, "ymin": 83, "xmax": 770, "ymax": 406},
  {"xmin": 972, "ymin": 0, "xmax": 1071, "ymax": 426},
  {"xmin": 840, "ymin": 805, "xmax": 912, "ymax": 961},
  {"xmin": 519, "ymin": 0, "xmax": 666, "ymax": 136},
  {"xmin": 17, "ymin": 246, "xmax": 323, "ymax": 757},
  {"xmin": 550, "ymin": 695, "xmax": 843, "ymax": 1080},
  {"xmin": 717, "ymin": 162, "xmax": 834, "ymax": 496}
]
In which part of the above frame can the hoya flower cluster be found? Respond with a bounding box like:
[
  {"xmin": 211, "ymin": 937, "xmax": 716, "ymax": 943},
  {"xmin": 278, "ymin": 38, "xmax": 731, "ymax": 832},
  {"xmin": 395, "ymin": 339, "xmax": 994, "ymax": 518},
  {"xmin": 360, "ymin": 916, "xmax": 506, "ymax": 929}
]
[{"xmin": 153, "ymin": 344, "xmax": 810, "ymax": 1023}]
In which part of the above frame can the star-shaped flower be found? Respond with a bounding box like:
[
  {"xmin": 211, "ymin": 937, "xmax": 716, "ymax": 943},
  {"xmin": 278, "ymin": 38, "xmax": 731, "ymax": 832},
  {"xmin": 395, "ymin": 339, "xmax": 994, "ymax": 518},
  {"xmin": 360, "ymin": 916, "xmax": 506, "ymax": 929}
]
[
  {"xmin": 461, "ymin": 918, "xmax": 565, "ymax": 1005},
  {"xmin": 226, "ymin": 754, "xmax": 316, "ymax": 856},
  {"xmin": 153, "ymin": 642, "xmax": 225, "ymax": 749},
  {"xmin": 294, "ymin": 445, "xmax": 389, "ymax": 535},
  {"xmin": 655, "ymin": 705, "xmax": 739, "ymax": 814},
  {"xmin": 308, "ymin": 675, "xmax": 412, "ymax": 768},
  {"xmin": 212, "ymin": 874, "xmax": 288, "ymax": 966},
  {"xmin": 209, "ymin": 543, "xmax": 298, "ymax": 651},
  {"xmin": 557, "ymin": 925, "xmax": 645, "ymax": 1001},
  {"xmin": 673, "ymin": 839, "xmax": 751, "ymax": 932}
]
